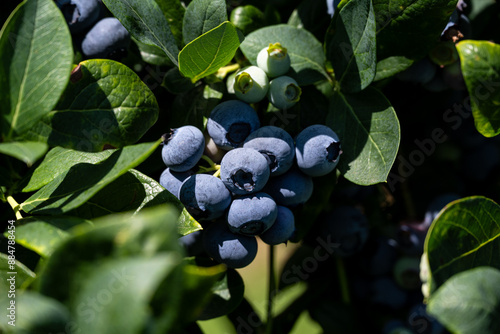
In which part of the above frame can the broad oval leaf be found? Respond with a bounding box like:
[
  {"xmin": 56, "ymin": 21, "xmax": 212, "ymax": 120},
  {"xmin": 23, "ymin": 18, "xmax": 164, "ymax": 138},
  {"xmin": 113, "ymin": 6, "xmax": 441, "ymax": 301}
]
[
  {"xmin": 428, "ymin": 267, "xmax": 500, "ymax": 334},
  {"xmin": 0, "ymin": 141, "xmax": 48, "ymax": 166},
  {"xmin": 0, "ymin": 0, "xmax": 73, "ymax": 140},
  {"xmin": 69, "ymin": 169, "xmax": 182, "ymax": 219},
  {"xmin": 373, "ymin": 0, "xmax": 457, "ymax": 59},
  {"xmin": 424, "ymin": 196, "xmax": 500, "ymax": 294},
  {"xmin": 374, "ymin": 56, "xmax": 413, "ymax": 81},
  {"xmin": 326, "ymin": 86, "xmax": 400, "ymax": 185},
  {"xmin": 154, "ymin": 0, "xmax": 185, "ymax": 48},
  {"xmin": 103, "ymin": 0, "xmax": 179, "ymax": 65},
  {"xmin": 325, "ymin": 0, "xmax": 377, "ymax": 92},
  {"xmin": 24, "ymin": 60, "xmax": 159, "ymax": 151},
  {"xmin": 20, "ymin": 140, "xmax": 162, "ymax": 215},
  {"xmin": 239, "ymin": 24, "xmax": 329, "ymax": 86},
  {"xmin": 22, "ymin": 146, "xmax": 114, "ymax": 192},
  {"xmin": 456, "ymin": 40, "xmax": 500, "ymax": 137},
  {"xmin": 183, "ymin": 0, "xmax": 227, "ymax": 45},
  {"xmin": 7, "ymin": 215, "xmax": 92, "ymax": 258},
  {"xmin": 179, "ymin": 21, "xmax": 243, "ymax": 82}
]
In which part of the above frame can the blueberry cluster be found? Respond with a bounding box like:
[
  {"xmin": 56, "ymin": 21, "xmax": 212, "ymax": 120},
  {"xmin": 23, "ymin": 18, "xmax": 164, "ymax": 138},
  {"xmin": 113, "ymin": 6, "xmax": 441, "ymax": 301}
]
[
  {"xmin": 54, "ymin": 0, "xmax": 130, "ymax": 59},
  {"xmin": 160, "ymin": 101, "xmax": 342, "ymax": 268},
  {"xmin": 230, "ymin": 43, "xmax": 302, "ymax": 110}
]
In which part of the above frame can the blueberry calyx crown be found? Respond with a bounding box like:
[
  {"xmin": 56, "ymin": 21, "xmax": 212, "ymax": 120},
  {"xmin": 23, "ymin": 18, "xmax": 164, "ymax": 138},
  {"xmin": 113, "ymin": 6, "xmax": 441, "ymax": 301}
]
[
  {"xmin": 327, "ymin": 142, "xmax": 342, "ymax": 162},
  {"xmin": 267, "ymin": 42, "xmax": 288, "ymax": 59},
  {"xmin": 234, "ymin": 72, "xmax": 254, "ymax": 94},
  {"xmin": 232, "ymin": 169, "xmax": 255, "ymax": 192},
  {"xmin": 285, "ymin": 83, "xmax": 302, "ymax": 102},
  {"xmin": 161, "ymin": 130, "xmax": 175, "ymax": 145},
  {"xmin": 260, "ymin": 150, "xmax": 278, "ymax": 172}
]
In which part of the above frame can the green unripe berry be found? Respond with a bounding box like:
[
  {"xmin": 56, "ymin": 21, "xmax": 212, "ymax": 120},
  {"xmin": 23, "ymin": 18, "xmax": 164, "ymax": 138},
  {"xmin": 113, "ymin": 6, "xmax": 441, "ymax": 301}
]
[
  {"xmin": 234, "ymin": 66, "xmax": 269, "ymax": 104},
  {"xmin": 257, "ymin": 43, "xmax": 291, "ymax": 78},
  {"xmin": 268, "ymin": 76, "xmax": 301, "ymax": 110}
]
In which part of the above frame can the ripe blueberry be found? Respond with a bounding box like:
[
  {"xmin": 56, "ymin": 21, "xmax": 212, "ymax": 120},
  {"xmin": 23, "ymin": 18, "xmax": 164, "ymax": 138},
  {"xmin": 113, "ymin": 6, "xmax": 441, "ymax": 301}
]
[
  {"xmin": 295, "ymin": 124, "xmax": 341, "ymax": 177},
  {"xmin": 207, "ymin": 100, "xmax": 260, "ymax": 150},
  {"xmin": 259, "ymin": 205, "xmax": 295, "ymax": 245},
  {"xmin": 81, "ymin": 17, "xmax": 131, "ymax": 59},
  {"xmin": 243, "ymin": 126, "xmax": 295, "ymax": 176},
  {"xmin": 56, "ymin": 0, "xmax": 100, "ymax": 33},
  {"xmin": 161, "ymin": 125, "xmax": 205, "ymax": 172},
  {"xmin": 202, "ymin": 221, "xmax": 258, "ymax": 268},
  {"xmin": 178, "ymin": 174, "xmax": 232, "ymax": 221},
  {"xmin": 220, "ymin": 148, "xmax": 270, "ymax": 195},
  {"xmin": 264, "ymin": 167, "xmax": 313, "ymax": 207},
  {"xmin": 227, "ymin": 192, "xmax": 278, "ymax": 236}
]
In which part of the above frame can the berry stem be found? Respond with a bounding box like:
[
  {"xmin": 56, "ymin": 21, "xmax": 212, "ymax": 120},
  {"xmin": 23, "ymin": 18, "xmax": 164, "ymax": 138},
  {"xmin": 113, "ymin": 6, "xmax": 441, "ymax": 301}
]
[
  {"xmin": 266, "ymin": 244, "xmax": 276, "ymax": 334},
  {"xmin": 336, "ymin": 256, "xmax": 351, "ymax": 304},
  {"xmin": 7, "ymin": 195, "xmax": 23, "ymax": 220}
]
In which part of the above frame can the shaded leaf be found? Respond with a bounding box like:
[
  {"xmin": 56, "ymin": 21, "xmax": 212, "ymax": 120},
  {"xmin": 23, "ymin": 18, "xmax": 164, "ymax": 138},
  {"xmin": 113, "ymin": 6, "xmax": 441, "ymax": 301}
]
[
  {"xmin": 0, "ymin": 141, "xmax": 48, "ymax": 166},
  {"xmin": 373, "ymin": 0, "xmax": 457, "ymax": 59},
  {"xmin": 24, "ymin": 60, "xmax": 159, "ymax": 151},
  {"xmin": 325, "ymin": 0, "xmax": 377, "ymax": 92},
  {"xmin": 183, "ymin": 0, "xmax": 227, "ymax": 45},
  {"xmin": 0, "ymin": 252, "xmax": 35, "ymax": 291},
  {"xmin": 239, "ymin": 24, "xmax": 329, "ymax": 86},
  {"xmin": 374, "ymin": 56, "xmax": 413, "ymax": 81},
  {"xmin": 154, "ymin": 0, "xmax": 185, "ymax": 47},
  {"xmin": 68, "ymin": 169, "xmax": 182, "ymax": 219},
  {"xmin": 179, "ymin": 21, "xmax": 243, "ymax": 82},
  {"xmin": 456, "ymin": 40, "xmax": 500, "ymax": 137},
  {"xmin": 20, "ymin": 140, "xmax": 162, "ymax": 215},
  {"xmin": 22, "ymin": 146, "xmax": 114, "ymax": 193},
  {"xmin": 6, "ymin": 215, "xmax": 92, "ymax": 258},
  {"xmin": 424, "ymin": 196, "xmax": 500, "ymax": 294},
  {"xmin": 0, "ymin": 0, "xmax": 73, "ymax": 140},
  {"xmin": 428, "ymin": 266, "xmax": 500, "ymax": 334},
  {"xmin": 326, "ymin": 86, "xmax": 400, "ymax": 185},
  {"xmin": 103, "ymin": 0, "xmax": 179, "ymax": 65}
]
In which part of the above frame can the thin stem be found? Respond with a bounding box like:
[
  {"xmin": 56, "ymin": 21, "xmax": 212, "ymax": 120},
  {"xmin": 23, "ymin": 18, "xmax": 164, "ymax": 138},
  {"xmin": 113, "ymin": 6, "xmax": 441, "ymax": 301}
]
[
  {"xmin": 266, "ymin": 245, "xmax": 276, "ymax": 334},
  {"xmin": 212, "ymin": 168, "xmax": 221, "ymax": 178},
  {"xmin": 200, "ymin": 155, "xmax": 217, "ymax": 169},
  {"xmin": 336, "ymin": 256, "xmax": 351, "ymax": 304},
  {"xmin": 7, "ymin": 195, "xmax": 23, "ymax": 220}
]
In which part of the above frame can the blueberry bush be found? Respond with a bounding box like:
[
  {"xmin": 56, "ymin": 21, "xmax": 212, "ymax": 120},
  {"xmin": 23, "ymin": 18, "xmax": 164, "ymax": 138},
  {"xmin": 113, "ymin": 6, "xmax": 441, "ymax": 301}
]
[{"xmin": 1, "ymin": 0, "xmax": 500, "ymax": 333}]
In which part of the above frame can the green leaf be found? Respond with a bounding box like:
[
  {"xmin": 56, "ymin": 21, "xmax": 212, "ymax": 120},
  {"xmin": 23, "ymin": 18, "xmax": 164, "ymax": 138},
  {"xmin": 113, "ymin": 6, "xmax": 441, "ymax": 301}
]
[
  {"xmin": 24, "ymin": 60, "xmax": 159, "ymax": 151},
  {"xmin": 374, "ymin": 56, "xmax": 413, "ymax": 81},
  {"xmin": 154, "ymin": 0, "xmax": 185, "ymax": 48},
  {"xmin": 325, "ymin": 0, "xmax": 377, "ymax": 92},
  {"xmin": 179, "ymin": 21, "xmax": 243, "ymax": 82},
  {"xmin": 373, "ymin": 0, "xmax": 457, "ymax": 59},
  {"xmin": 326, "ymin": 86, "xmax": 400, "ymax": 185},
  {"xmin": 424, "ymin": 196, "xmax": 500, "ymax": 294},
  {"xmin": 38, "ymin": 206, "xmax": 182, "ymax": 304},
  {"xmin": 13, "ymin": 292, "xmax": 72, "ymax": 333},
  {"xmin": 428, "ymin": 267, "xmax": 500, "ymax": 334},
  {"xmin": 0, "ymin": 0, "xmax": 73, "ymax": 140},
  {"xmin": 456, "ymin": 40, "xmax": 500, "ymax": 137},
  {"xmin": 183, "ymin": 0, "xmax": 227, "ymax": 45},
  {"xmin": 178, "ymin": 208, "xmax": 203, "ymax": 236},
  {"xmin": 72, "ymin": 255, "xmax": 181, "ymax": 334},
  {"xmin": 6, "ymin": 215, "xmax": 92, "ymax": 258},
  {"xmin": 22, "ymin": 146, "xmax": 114, "ymax": 192},
  {"xmin": 103, "ymin": 0, "xmax": 179, "ymax": 66},
  {"xmin": 197, "ymin": 268, "xmax": 245, "ymax": 320},
  {"xmin": 68, "ymin": 169, "xmax": 182, "ymax": 219},
  {"xmin": 20, "ymin": 140, "xmax": 161, "ymax": 215},
  {"xmin": 239, "ymin": 24, "xmax": 329, "ymax": 86},
  {"xmin": 0, "ymin": 141, "xmax": 48, "ymax": 166},
  {"xmin": 134, "ymin": 38, "xmax": 174, "ymax": 66},
  {"xmin": 0, "ymin": 252, "xmax": 35, "ymax": 291}
]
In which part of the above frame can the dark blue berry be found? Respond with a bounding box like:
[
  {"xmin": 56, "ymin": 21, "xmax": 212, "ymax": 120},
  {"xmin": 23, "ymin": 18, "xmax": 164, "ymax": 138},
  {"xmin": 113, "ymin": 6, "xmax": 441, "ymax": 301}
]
[
  {"xmin": 243, "ymin": 126, "xmax": 295, "ymax": 176},
  {"xmin": 56, "ymin": 0, "xmax": 100, "ymax": 33},
  {"xmin": 264, "ymin": 167, "xmax": 313, "ymax": 207},
  {"xmin": 81, "ymin": 17, "xmax": 130, "ymax": 59},
  {"xmin": 178, "ymin": 230, "xmax": 204, "ymax": 257},
  {"xmin": 220, "ymin": 148, "xmax": 270, "ymax": 195},
  {"xmin": 295, "ymin": 124, "xmax": 341, "ymax": 177},
  {"xmin": 159, "ymin": 168, "xmax": 194, "ymax": 198},
  {"xmin": 259, "ymin": 205, "xmax": 295, "ymax": 245},
  {"xmin": 179, "ymin": 174, "xmax": 232, "ymax": 221},
  {"xmin": 161, "ymin": 125, "xmax": 205, "ymax": 172},
  {"xmin": 202, "ymin": 221, "xmax": 258, "ymax": 268},
  {"xmin": 207, "ymin": 100, "xmax": 260, "ymax": 150},
  {"xmin": 227, "ymin": 192, "xmax": 278, "ymax": 236}
]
